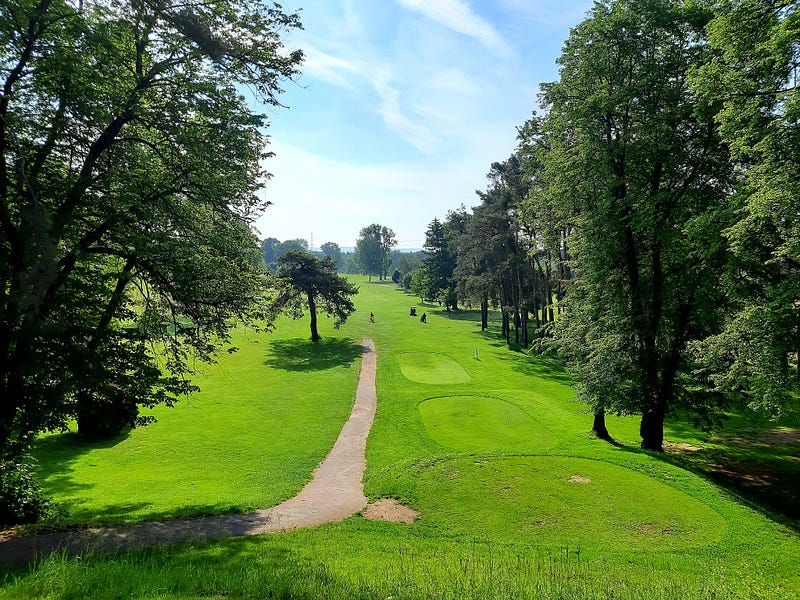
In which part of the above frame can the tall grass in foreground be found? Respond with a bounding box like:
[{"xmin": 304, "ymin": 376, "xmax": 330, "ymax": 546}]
[{"xmin": 0, "ymin": 538, "xmax": 767, "ymax": 600}]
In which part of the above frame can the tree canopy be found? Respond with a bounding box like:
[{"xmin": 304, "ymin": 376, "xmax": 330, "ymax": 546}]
[
  {"xmin": 273, "ymin": 250, "xmax": 358, "ymax": 341},
  {"xmin": 535, "ymin": 0, "xmax": 734, "ymax": 450},
  {"xmin": 688, "ymin": 0, "xmax": 800, "ymax": 416},
  {"xmin": 0, "ymin": 0, "xmax": 302, "ymax": 455},
  {"xmin": 355, "ymin": 224, "xmax": 397, "ymax": 281}
]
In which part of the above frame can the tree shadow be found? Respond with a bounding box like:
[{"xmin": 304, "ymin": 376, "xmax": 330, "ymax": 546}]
[
  {"xmin": 34, "ymin": 431, "xmax": 131, "ymax": 499},
  {"xmin": 488, "ymin": 348, "xmax": 574, "ymax": 385},
  {"xmin": 439, "ymin": 308, "xmax": 483, "ymax": 322},
  {"xmin": 264, "ymin": 338, "xmax": 363, "ymax": 372},
  {"xmin": 606, "ymin": 420, "xmax": 800, "ymax": 535}
]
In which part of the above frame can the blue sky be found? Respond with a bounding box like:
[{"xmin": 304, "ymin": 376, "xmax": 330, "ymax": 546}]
[{"xmin": 255, "ymin": 0, "xmax": 595, "ymax": 250}]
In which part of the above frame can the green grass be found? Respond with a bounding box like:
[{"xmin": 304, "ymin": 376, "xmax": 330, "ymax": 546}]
[
  {"xmin": 396, "ymin": 352, "xmax": 472, "ymax": 384},
  {"xmin": 32, "ymin": 319, "xmax": 362, "ymax": 524},
  {"xmin": 2, "ymin": 278, "xmax": 800, "ymax": 599},
  {"xmin": 416, "ymin": 456, "xmax": 725, "ymax": 549},
  {"xmin": 418, "ymin": 395, "xmax": 557, "ymax": 451}
]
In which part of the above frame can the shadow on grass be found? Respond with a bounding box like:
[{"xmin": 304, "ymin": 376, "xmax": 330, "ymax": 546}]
[
  {"xmin": 34, "ymin": 432, "xmax": 128, "ymax": 502},
  {"xmin": 662, "ymin": 432, "xmax": 800, "ymax": 532},
  {"xmin": 605, "ymin": 418, "xmax": 800, "ymax": 534},
  {"xmin": 31, "ymin": 431, "xmax": 256, "ymax": 529},
  {"xmin": 434, "ymin": 308, "xmax": 573, "ymax": 385},
  {"xmin": 264, "ymin": 338, "xmax": 363, "ymax": 372},
  {"xmin": 9, "ymin": 536, "xmax": 347, "ymax": 594}
]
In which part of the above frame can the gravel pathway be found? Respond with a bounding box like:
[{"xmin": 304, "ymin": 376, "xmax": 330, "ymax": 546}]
[{"xmin": 0, "ymin": 338, "xmax": 377, "ymax": 566}]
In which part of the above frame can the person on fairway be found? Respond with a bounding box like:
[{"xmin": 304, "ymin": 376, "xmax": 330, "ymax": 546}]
[
  {"xmin": 370, "ymin": 312, "xmax": 375, "ymax": 323},
  {"xmin": 420, "ymin": 312, "xmax": 427, "ymax": 323}
]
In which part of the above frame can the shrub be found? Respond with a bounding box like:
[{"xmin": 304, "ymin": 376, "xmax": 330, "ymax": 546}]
[{"xmin": 0, "ymin": 457, "xmax": 49, "ymax": 525}]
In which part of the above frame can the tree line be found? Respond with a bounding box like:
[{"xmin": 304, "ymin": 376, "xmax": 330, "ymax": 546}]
[
  {"xmin": 262, "ymin": 225, "xmax": 423, "ymax": 283},
  {"xmin": 411, "ymin": 0, "xmax": 799, "ymax": 451}
]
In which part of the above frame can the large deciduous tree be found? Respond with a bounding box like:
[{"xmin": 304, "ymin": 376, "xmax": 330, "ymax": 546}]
[
  {"xmin": 355, "ymin": 224, "xmax": 396, "ymax": 281},
  {"xmin": 0, "ymin": 0, "xmax": 302, "ymax": 456},
  {"xmin": 273, "ymin": 250, "xmax": 358, "ymax": 341},
  {"xmin": 543, "ymin": 0, "xmax": 733, "ymax": 450},
  {"xmin": 689, "ymin": 0, "xmax": 800, "ymax": 415}
]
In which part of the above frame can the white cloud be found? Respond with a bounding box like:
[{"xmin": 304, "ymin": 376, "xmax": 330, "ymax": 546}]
[
  {"xmin": 298, "ymin": 43, "xmax": 440, "ymax": 155},
  {"xmin": 394, "ymin": 0, "xmax": 514, "ymax": 57},
  {"xmin": 372, "ymin": 71, "xmax": 440, "ymax": 154},
  {"xmin": 301, "ymin": 45, "xmax": 363, "ymax": 90},
  {"xmin": 256, "ymin": 125, "xmax": 518, "ymax": 249}
]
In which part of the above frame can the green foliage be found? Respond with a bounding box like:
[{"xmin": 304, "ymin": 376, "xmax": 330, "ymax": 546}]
[
  {"xmin": 273, "ymin": 250, "xmax": 359, "ymax": 341},
  {"xmin": 410, "ymin": 268, "xmax": 432, "ymax": 302},
  {"xmin": 391, "ymin": 249, "xmax": 423, "ymax": 279},
  {"xmin": 688, "ymin": 0, "xmax": 800, "ymax": 416},
  {"xmin": 321, "ymin": 241, "xmax": 345, "ymax": 272},
  {"xmin": 261, "ymin": 237, "xmax": 310, "ymax": 271},
  {"xmin": 355, "ymin": 224, "xmax": 397, "ymax": 281},
  {"xmin": 0, "ymin": 0, "xmax": 302, "ymax": 459},
  {"xmin": 0, "ymin": 457, "xmax": 49, "ymax": 526},
  {"xmin": 422, "ymin": 217, "xmax": 457, "ymax": 308},
  {"xmin": 535, "ymin": 0, "xmax": 733, "ymax": 449}
]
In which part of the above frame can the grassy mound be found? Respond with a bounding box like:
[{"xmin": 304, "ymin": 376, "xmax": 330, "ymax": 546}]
[
  {"xmin": 396, "ymin": 352, "xmax": 471, "ymax": 385},
  {"xmin": 418, "ymin": 395, "xmax": 557, "ymax": 452},
  {"xmin": 416, "ymin": 456, "xmax": 727, "ymax": 550}
]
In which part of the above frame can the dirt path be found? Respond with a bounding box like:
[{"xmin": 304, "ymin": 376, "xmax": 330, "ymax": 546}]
[{"xmin": 0, "ymin": 338, "xmax": 377, "ymax": 566}]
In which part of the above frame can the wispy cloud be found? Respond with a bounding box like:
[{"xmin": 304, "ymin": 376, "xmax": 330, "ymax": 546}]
[
  {"xmin": 301, "ymin": 44, "xmax": 363, "ymax": 90},
  {"xmin": 372, "ymin": 72, "xmax": 440, "ymax": 154},
  {"xmin": 394, "ymin": 0, "xmax": 514, "ymax": 57},
  {"xmin": 496, "ymin": 0, "xmax": 592, "ymax": 27},
  {"xmin": 299, "ymin": 43, "xmax": 440, "ymax": 154}
]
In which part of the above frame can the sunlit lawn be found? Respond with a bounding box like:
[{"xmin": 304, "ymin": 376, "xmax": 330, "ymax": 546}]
[
  {"xmin": 2, "ymin": 277, "xmax": 799, "ymax": 599},
  {"xmin": 32, "ymin": 317, "xmax": 362, "ymax": 524}
]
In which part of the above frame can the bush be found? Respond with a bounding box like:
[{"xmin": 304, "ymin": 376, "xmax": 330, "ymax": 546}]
[{"xmin": 0, "ymin": 457, "xmax": 49, "ymax": 525}]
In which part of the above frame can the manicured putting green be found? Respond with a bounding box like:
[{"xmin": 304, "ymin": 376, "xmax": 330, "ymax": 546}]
[
  {"xmin": 419, "ymin": 395, "xmax": 557, "ymax": 451},
  {"xmin": 396, "ymin": 352, "xmax": 471, "ymax": 385},
  {"xmin": 417, "ymin": 456, "xmax": 726, "ymax": 550}
]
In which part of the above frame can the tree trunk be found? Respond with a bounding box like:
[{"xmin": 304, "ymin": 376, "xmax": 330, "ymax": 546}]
[
  {"xmin": 308, "ymin": 291, "xmax": 320, "ymax": 341},
  {"xmin": 481, "ymin": 296, "xmax": 488, "ymax": 331},
  {"xmin": 592, "ymin": 408, "xmax": 612, "ymax": 441},
  {"xmin": 639, "ymin": 407, "xmax": 665, "ymax": 451},
  {"xmin": 522, "ymin": 309, "xmax": 529, "ymax": 347}
]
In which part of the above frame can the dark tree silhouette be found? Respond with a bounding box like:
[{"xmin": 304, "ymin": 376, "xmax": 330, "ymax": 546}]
[{"xmin": 274, "ymin": 251, "xmax": 358, "ymax": 341}]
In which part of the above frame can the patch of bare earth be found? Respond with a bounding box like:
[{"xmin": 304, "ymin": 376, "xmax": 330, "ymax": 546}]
[
  {"xmin": 632, "ymin": 523, "xmax": 672, "ymax": 536},
  {"xmin": 695, "ymin": 426, "xmax": 800, "ymax": 521},
  {"xmin": 568, "ymin": 474, "xmax": 591, "ymax": 484},
  {"xmin": 728, "ymin": 426, "xmax": 800, "ymax": 448},
  {"xmin": 362, "ymin": 499, "xmax": 419, "ymax": 524},
  {"xmin": 663, "ymin": 441, "xmax": 701, "ymax": 453}
]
